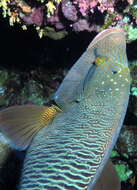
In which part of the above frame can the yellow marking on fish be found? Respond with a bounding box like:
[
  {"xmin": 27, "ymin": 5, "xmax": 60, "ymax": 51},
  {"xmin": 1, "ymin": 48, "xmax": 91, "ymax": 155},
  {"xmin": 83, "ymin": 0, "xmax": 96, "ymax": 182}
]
[
  {"xmin": 41, "ymin": 105, "xmax": 62, "ymax": 126},
  {"xmin": 95, "ymin": 57, "xmax": 107, "ymax": 66},
  {"xmin": 95, "ymin": 56, "xmax": 131, "ymax": 81}
]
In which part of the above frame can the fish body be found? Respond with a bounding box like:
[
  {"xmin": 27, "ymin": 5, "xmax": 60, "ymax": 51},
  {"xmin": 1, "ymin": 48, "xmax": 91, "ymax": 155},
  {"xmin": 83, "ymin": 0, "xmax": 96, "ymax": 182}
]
[{"xmin": 19, "ymin": 28, "xmax": 130, "ymax": 190}]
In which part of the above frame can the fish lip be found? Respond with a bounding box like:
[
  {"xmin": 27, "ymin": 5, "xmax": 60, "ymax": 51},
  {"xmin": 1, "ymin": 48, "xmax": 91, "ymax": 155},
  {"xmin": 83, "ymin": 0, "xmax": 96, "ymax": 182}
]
[{"xmin": 88, "ymin": 27, "xmax": 124, "ymax": 50}]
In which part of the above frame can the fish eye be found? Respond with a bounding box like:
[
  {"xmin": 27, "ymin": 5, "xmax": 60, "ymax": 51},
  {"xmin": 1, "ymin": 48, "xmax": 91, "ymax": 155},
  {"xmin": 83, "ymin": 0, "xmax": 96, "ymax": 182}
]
[
  {"xmin": 112, "ymin": 70, "xmax": 118, "ymax": 74},
  {"xmin": 75, "ymin": 99, "xmax": 80, "ymax": 103}
]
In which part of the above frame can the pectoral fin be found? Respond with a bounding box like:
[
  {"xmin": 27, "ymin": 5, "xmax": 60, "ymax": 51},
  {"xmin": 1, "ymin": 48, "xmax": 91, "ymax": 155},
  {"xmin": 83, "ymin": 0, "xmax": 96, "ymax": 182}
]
[
  {"xmin": 0, "ymin": 105, "xmax": 62, "ymax": 150},
  {"xmin": 54, "ymin": 50, "xmax": 96, "ymax": 109},
  {"xmin": 82, "ymin": 63, "xmax": 96, "ymax": 93}
]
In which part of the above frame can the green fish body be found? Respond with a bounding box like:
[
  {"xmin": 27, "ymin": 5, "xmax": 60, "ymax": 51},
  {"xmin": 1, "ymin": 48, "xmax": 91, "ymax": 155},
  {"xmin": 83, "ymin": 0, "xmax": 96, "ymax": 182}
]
[
  {"xmin": 19, "ymin": 28, "xmax": 130, "ymax": 189},
  {"xmin": 0, "ymin": 28, "xmax": 130, "ymax": 190}
]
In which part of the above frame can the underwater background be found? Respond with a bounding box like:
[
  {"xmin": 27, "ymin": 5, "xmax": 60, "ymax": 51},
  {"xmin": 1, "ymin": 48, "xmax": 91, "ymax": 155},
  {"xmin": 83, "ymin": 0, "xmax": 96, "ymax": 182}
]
[{"xmin": 0, "ymin": 0, "xmax": 137, "ymax": 189}]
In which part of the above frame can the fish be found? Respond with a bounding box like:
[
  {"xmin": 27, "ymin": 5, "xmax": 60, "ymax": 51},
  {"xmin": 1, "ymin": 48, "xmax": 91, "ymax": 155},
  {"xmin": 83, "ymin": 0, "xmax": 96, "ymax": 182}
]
[{"xmin": 0, "ymin": 28, "xmax": 130, "ymax": 189}]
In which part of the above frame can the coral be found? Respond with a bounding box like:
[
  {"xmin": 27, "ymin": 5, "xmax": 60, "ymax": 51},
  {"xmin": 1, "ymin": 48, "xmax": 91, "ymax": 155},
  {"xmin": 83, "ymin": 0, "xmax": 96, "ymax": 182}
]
[
  {"xmin": 131, "ymin": 87, "xmax": 137, "ymax": 96},
  {"xmin": 62, "ymin": 0, "xmax": 78, "ymax": 21},
  {"xmin": 0, "ymin": 0, "xmax": 137, "ymax": 39},
  {"xmin": 36, "ymin": 26, "xmax": 68, "ymax": 39},
  {"xmin": 115, "ymin": 164, "xmax": 133, "ymax": 181},
  {"xmin": 72, "ymin": 19, "xmax": 99, "ymax": 32},
  {"xmin": 117, "ymin": 125, "xmax": 137, "ymax": 158},
  {"xmin": 21, "ymin": 7, "xmax": 44, "ymax": 26},
  {"xmin": 110, "ymin": 124, "xmax": 137, "ymax": 187},
  {"xmin": 0, "ymin": 68, "xmax": 65, "ymax": 106},
  {"xmin": 0, "ymin": 133, "xmax": 11, "ymax": 167},
  {"xmin": 46, "ymin": 1, "xmax": 56, "ymax": 17},
  {"xmin": 126, "ymin": 25, "xmax": 137, "ymax": 41},
  {"xmin": 129, "ymin": 60, "xmax": 137, "ymax": 94}
]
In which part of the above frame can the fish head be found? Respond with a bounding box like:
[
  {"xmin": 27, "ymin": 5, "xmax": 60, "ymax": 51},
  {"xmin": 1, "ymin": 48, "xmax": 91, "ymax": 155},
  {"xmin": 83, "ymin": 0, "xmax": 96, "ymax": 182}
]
[
  {"xmin": 82, "ymin": 28, "xmax": 131, "ymax": 101},
  {"xmin": 93, "ymin": 28, "xmax": 130, "ymax": 74},
  {"xmin": 93, "ymin": 28, "xmax": 128, "ymax": 69}
]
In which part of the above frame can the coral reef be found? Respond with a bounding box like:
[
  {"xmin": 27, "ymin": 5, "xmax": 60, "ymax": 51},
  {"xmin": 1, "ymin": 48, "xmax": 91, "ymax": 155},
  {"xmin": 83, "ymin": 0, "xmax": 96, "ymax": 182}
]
[
  {"xmin": 0, "ymin": 0, "xmax": 137, "ymax": 39},
  {"xmin": 0, "ymin": 69, "xmax": 65, "ymax": 107},
  {"xmin": 128, "ymin": 61, "xmax": 137, "ymax": 117},
  {"xmin": 0, "ymin": 1, "xmax": 137, "ymax": 189},
  {"xmin": 0, "ymin": 133, "xmax": 11, "ymax": 167}
]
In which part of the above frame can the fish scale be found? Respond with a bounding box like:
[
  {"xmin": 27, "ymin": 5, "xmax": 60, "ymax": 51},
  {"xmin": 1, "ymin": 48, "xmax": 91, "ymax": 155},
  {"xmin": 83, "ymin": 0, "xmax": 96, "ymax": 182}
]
[
  {"xmin": 20, "ymin": 60, "xmax": 130, "ymax": 189},
  {"xmin": 20, "ymin": 79, "xmax": 129, "ymax": 190}
]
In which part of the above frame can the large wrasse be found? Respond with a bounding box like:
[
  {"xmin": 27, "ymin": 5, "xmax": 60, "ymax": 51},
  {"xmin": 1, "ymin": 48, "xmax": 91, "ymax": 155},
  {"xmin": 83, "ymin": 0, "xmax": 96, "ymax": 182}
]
[{"xmin": 0, "ymin": 28, "xmax": 130, "ymax": 189}]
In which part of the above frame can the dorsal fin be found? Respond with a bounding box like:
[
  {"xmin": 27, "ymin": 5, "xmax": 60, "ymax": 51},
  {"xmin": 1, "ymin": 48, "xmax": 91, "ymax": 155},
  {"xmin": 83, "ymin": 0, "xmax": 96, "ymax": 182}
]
[{"xmin": 0, "ymin": 105, "xmax": 62, "ymax": 150}]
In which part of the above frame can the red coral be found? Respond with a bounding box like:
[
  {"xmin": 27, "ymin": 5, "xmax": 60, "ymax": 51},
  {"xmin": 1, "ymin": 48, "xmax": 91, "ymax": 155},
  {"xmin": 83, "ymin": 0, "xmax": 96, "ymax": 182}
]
[
  {"xmin": 62, "ymin": 0, "xmax": 78, "ymax": 21},
  {"xmin": 74, "ymin": 0, "xmax": 90, "ymax": 16},
  {"xmin": 98, "ymin": 0, "xmax": 114, "ymax": 13},
  {"xmin": 73, "ymin": 0, "xmax": 115, "ymax": 15},
  {"xmin": 21, "ymin": 8, "xmax": 44, "ymax": 26},
  {"xmin": 10, "ymin": 0, "xmax": 134, "ymax": 34},
  {"xmin": 47, "ymin": 8, "xmax": 65, "ymax": 30},
  {"xmin": 72, "ymin": 19, "xmax": 99, "ymax": 32}
]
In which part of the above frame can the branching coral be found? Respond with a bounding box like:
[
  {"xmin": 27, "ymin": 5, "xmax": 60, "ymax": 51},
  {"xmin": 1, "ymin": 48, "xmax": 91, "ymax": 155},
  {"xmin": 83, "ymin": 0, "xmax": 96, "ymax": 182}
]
[{"xmin": 0, "ymin": 0, "xmax": 137, "ymax": 39}]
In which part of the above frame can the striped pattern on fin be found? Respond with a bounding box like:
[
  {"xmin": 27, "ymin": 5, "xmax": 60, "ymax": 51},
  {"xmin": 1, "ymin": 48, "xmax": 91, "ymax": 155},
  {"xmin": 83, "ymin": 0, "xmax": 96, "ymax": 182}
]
[{"xmin": 0, "ymin": 105, "xmax": 61, "ymax": 150}]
